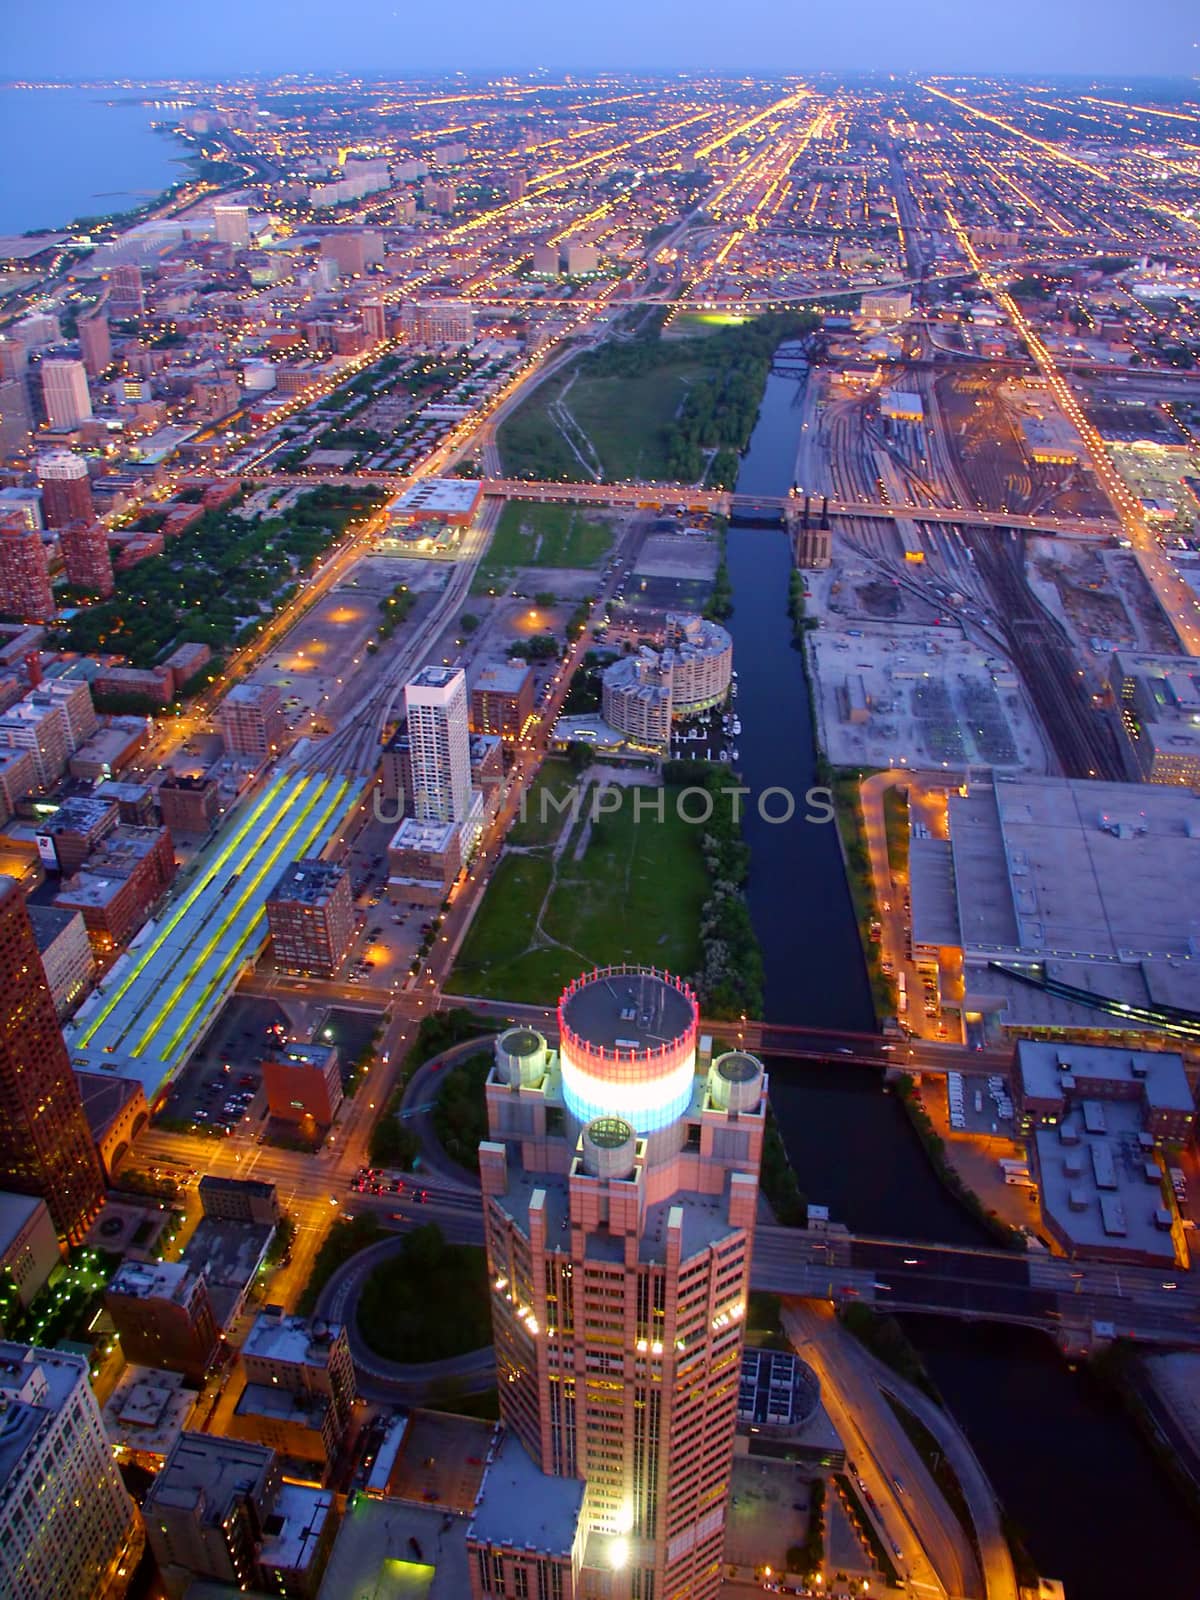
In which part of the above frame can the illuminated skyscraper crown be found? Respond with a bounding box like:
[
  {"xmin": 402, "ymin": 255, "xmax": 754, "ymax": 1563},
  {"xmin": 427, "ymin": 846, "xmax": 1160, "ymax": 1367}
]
[{"xmin": 557, "ymin": 965, "xmax": 699, "ymax": 1133}]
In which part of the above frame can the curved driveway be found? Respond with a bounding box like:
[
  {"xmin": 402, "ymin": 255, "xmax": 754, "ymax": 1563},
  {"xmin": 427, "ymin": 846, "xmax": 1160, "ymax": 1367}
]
[
  {"xmin": 397, "ymin": 1036, "xmax": 490, "ymax": 1190},
  {"xmin": 314, "ymin": 1037, "xmax": 494, "ymax": 1402},
  {"xmin": 316, "ymin": 1233, "xmax": 494, "ymax": 1404}
]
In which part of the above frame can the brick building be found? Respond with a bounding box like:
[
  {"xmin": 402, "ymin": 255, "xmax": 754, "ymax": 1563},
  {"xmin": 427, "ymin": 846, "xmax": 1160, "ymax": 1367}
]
[
  {"xmin": 157, "ymin": 772, "xmax": 220, "ymax": 836},
  {"xmin": 54, "ymin": 823, "xmax": 176, "ymax": 952},
  {"xmin": 265, "ymin": 858, "xmax": 355, "ymax": 977},
  {"xmin": 470, "ymin": 660, "xmax": 534, "ymax": 745},
  {"xmin": 107, "ymin": 1261, "xmax": 220, "ymax": 1381},
  {"xmin": 0, "ymin": 520, "xmax": 54, "ymax": 622}
]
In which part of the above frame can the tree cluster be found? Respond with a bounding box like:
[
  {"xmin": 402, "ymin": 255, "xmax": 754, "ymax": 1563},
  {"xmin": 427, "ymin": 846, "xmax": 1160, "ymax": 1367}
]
[
  {"xmin": 662, "ymin": 763, "xmax": 764, "ymax": 1019},
  {"xmin": 58, "ymin": 484, "xmax": 385, "ymax": 673}
]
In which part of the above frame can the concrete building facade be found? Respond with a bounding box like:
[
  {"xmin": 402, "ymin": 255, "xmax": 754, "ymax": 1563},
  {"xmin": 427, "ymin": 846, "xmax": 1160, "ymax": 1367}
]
[
  {"xmin": 406, "ymin": 665, "xmax": 472, "ymax": 824},
  {"xmin": 27, "ymin": 903, "xmax": 93, "ymax": 1017},
  {"xmin": 0, "ymin": 1193, "xmax": 59, "ymax": 1306},
  {"xmin": 233, "ymin": 1307, "xmax": 355, "ymax": 1468},
  {"xmin": 602, "ymin": 652, "xmax": 673, "ymax": 749},
  {"xmin": 40, "ymin": 359, "xmax": 92, "ymax": 431},
  {"xmin": 145, "ymin": 1433, "xmax": 281, "ymax": 1597},
  {"xmin": 0, "ymin": 1343, "xmax": 137, "ymax": 1600},
  {"xmin": 219, "ymin": 682, "xmax": 286, "ymax": 760},
  {"xmin": 1109, "ymin": 650, "xmax": 1200, "ymax": 786},
  {"xmin": 601, "ymin": 613, "xmax": 732, "ymax": 748}
]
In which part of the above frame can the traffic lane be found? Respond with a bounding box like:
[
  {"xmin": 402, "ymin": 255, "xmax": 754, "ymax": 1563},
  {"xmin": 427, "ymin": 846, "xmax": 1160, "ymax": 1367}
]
[
  {"xmin": 852, "ymin": 1239, "xmax": 1032, "ymax": 1287},
  {"xmin": 345, "ymin": 1201, "xmax": 486, "ymax": 1248},
  {"xmin": 874, "ymin": 1277, "xmax": 1060, "ymax": 1320},
  {"xmin": 784, "ymin": 1303, "xmax": 968, "ymax": 1596},
  {"xmin": 1067, "ymin": 1291, "xmax": 1200, "ymax": 1337},
  {"xmin": 350, "ymin": 1182, "xmax": 483, "ymax": 1215}
]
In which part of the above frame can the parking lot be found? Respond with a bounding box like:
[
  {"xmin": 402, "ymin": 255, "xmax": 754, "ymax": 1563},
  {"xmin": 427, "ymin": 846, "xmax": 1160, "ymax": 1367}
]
[
  {"xmin": 160, "ymin": 994, "xmax": 288, "ymax": 1134},
  {"xmin": 945, "ymin": 1070, "xmax": 1015, "ymax": 1136}
]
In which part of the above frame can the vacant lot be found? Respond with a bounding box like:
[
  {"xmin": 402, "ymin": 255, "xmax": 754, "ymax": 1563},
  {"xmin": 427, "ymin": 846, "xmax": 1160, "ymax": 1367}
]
[{"xmin": 476, "ymin": 501, "xmax": 614, "ymax": 591}]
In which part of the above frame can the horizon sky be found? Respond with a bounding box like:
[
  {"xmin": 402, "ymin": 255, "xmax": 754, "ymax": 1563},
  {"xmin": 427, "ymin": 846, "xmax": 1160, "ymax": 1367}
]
[{"xmin": 5, "ymin": 0, "xmax": 1199, "ymax": 82}]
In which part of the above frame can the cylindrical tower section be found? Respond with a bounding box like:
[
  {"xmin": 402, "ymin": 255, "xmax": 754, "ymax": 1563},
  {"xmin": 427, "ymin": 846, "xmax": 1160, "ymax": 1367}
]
[
  {"xmin": 558, "ymin": 965, "xmax": 699, "ymax": 1134},
  {"xmin": 493, "ymin": 1026, "xmax": 548, "ymax": 1088},
  {"xmin": 708, "ymin": 1050, "xmax": 765, "ymax": 1111},
  {"xmin": 581, "ymin": 1116, "xmax": 638, "ymax": 1179}
]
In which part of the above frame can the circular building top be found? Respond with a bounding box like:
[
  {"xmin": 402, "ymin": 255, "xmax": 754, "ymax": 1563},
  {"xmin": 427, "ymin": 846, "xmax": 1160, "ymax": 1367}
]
[
  {"xmin": 498, "ymin": 1027, "xmax": 542, "ymax": 1058},
  {"xmin": 581, "ymin": 1115, "xmax": 638, "ymax": 1179},
  {"xmin": 709, "ymin": 1049, "xmax": 765, "ymax": 1111},
  {"xmin": 560, "ymin": 966, "xmax": 695, "ymax": 1054},
  {"xmin": 558, "ymin": 966, "xmax": 699, "ymax": 1135},
  {"xmin": 587, "ymin": 1115, "xmax": 635, "ymax": 1148},
  {"xmin": 717, "ymin": 1052, "xmax": 759, "ymax": 1083},
  {"xmin": 493, "ymin": 1025, "xmax": 548, "ymax": 1089}
]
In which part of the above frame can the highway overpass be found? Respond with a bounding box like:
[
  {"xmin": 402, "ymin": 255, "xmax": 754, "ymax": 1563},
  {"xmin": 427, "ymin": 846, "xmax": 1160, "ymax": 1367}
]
[
  {"xmin": 223, "ymin": 469, "xmax": 1117, "ymax": 538},
  {"xmin": 354, "ymin": 1182, "xmax": 1200, "ymax": 1351}
]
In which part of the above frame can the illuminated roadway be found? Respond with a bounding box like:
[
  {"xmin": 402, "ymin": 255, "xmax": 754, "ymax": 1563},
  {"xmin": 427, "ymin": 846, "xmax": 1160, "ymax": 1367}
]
[
  {"xmin": 784, "ymin": 1300, "xmax": 998, "ymax": 1600},
  {"xmin": 104, "ymin": 86, "xmax": 1200, "ymax": 1382}
]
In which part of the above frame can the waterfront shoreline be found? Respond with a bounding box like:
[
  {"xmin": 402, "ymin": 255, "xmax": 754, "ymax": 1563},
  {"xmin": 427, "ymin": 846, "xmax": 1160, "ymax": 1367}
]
[{"xmin": 0, "ymin": 86, "xmax": 191, "ymax": 236}]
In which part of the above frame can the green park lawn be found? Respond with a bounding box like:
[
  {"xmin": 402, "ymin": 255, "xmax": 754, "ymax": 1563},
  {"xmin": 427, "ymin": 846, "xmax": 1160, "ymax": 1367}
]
[
  {"xmin": 562, "ymin": 368, "xmax": 706, "ymax": 481},
  {"xmin": 497, "ymin": 360, "xmax": 715, "ymax": 483},
  {"xmin": 493, "ymin": 374, "xmax": 579, "ymax": 480},
  {"xmin": 505, "ymin": 758, "xmax": 581, "ymax": 847},
  {"xmin": 446, "ymin": 776, "xmax": 710, "ymax": 1004}
]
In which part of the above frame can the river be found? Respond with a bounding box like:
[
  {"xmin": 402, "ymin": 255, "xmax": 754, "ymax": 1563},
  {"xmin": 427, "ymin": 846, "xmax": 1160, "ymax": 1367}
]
[
  {"xmin": 724, "ymin": 349, "xmax": 873, "ymax": 1031},
  {"xmin": 0, "ymin": 88, "xmax": 187, "ymax": 235},
  {"xmin": 731, "ymin": 346, "xmax": 1200, "ymax": 1598}
]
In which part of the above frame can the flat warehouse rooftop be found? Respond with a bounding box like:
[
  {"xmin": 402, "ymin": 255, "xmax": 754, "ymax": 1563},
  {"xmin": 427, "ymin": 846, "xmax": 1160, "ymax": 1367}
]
[{"xmin": 920, "ymin": 777, "xmax": 1200, "ymax": 962}]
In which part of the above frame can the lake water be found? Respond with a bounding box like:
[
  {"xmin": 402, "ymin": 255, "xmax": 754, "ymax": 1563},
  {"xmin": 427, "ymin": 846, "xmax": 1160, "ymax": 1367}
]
[{"xmin": 0, "ymin": 87, "xmax": 187, "ymax": 235}]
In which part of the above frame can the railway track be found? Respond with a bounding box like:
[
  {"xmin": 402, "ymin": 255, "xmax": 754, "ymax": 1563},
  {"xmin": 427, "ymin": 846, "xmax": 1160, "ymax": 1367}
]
[{"xmin": 968, "ymin": 531, "xmax": 1125, "ymax": 779}]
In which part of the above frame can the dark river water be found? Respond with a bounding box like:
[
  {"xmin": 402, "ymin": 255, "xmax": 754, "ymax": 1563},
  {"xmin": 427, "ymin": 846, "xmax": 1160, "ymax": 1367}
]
[
  {"xmin": 724, "ymin": 357, "xmax": 873, "ymax": 1031},
  {"xmin": 733, "ymin": 349, "xmax": 1200, "ymax": 1598}
]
